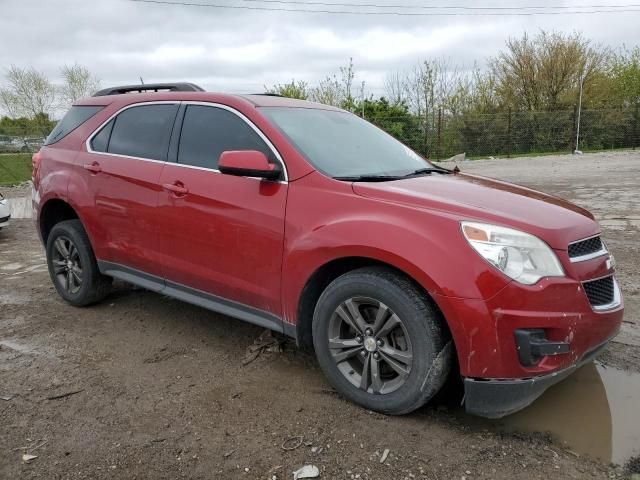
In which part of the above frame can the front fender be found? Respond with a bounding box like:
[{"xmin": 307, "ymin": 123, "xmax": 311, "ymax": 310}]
[{"xmin": 280, "ymin": 173, "xmax": 510, "ymax": 326}]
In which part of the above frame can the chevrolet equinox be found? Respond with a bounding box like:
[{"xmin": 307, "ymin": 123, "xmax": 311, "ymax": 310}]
[{"xmin": 33, "ymin": 82, "xmax": 623, "ymax": 418}]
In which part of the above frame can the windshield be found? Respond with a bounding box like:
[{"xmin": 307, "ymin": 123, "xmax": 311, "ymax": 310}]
[{"xmin": 260, "ymin": 107, "xmax": 432, "ymax": 178}]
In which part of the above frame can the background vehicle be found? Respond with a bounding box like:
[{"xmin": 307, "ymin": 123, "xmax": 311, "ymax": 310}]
[
  {"xmin": 32, "ymin": 83, "xmax": 623, "ymax": 418},
  {"xmin": 0, "ymin": 192, "xmax": 10, "ymax": 229}
]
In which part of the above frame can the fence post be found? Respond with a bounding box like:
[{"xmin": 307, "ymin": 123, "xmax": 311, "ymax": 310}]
[
  {"xmin": 507, "ymin": 108, "xmax": 512, "ymax": 158},
  {"xmin": 437, "ymin": 107, "xmax": 442, "ymax": 159},
  {"xmin": 422, "ymin": 113, "xmax": 428, "ymax": 157},
  {"xmin": 635, "ymin": 102, "xmax": 639, "ymax": 150},
  {"xmin": 570, "ymin": 104, "xmax": 578, "ymax": 151}
]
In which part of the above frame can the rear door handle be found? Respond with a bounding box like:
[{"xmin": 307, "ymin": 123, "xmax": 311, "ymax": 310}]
[
  {"xmin": 83, "ymin": 162, "xmax": 102, "ymax": 174},
  {"xmin": 162, "ymin": 182, "xmax": 189, "ymax": 196}
]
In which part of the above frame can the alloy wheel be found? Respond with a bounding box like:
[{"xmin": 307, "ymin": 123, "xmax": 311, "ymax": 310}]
[
  {"xmin": 51, "ymin": 235, "xmax": 83, "ymax": 295},
  {"xmin": 328, "ymin": 296, "xmax": 413, "ymax": 395}
]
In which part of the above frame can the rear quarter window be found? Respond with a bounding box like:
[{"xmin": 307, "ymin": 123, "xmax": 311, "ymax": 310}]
[{"xmin": 45, "ymin": 106, "xmax": 103, "ymax": 145}]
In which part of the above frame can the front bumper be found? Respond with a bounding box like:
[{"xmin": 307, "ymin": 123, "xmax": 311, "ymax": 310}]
[
  {"xmin": 0, "ymin": 213, "xmax": 10, "ymax": 227},
  {"xmin": 434, "ymin": 274, "xmax": 623, "ymax": 380},
  {"xmin": 463, "ymin": 335, "xmax": 611, "ymax": 418}
]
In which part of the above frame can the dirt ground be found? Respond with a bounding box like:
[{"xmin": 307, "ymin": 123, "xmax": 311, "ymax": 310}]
[{"xmin": 1, "ymin": 151, "xmax": 639, "ymax": 479}]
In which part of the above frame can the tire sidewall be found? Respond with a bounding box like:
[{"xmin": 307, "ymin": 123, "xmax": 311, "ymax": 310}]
[
  {"xmin": 312, "ymin": 272, "xmax": 442, "ymax": 414},
  {"xmin": 46, "ymin": 221, "xmax": 97, "ymax": 305}
]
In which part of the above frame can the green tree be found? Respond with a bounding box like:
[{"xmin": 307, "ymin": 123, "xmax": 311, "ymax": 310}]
[
  {"xmin": 0, "ymin": 65, "xmax": 56, "ymax": 135},
  {"xmin": 60, "ymin": 63, "xmax": 101, "ymax": 106},
  {"xmin": 355, "ymin": 97, "xmax": 424, "ymax": 154},
  {"xmin": 264, "ymin": 79, "xmax": 309, "ymax": 99},
  {"xmin": 611, "ymin": 46, "xmax": 640, "ymax": 106},
  {"xmin": 489, "ymin": 31, "xmax": 608, "ymax": 111}
]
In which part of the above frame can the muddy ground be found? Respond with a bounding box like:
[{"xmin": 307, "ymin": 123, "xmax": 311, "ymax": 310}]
[{"xmin": 1, "ymin": 151, "xmax": 639, "ymax": 479}]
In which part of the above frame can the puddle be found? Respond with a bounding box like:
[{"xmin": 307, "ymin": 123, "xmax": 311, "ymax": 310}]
[
  {"xmin": 0, "ymin": 292, "xmax": 32, "ymax": 305},
  {"xmin": 0, "ymin": 340, "xmax": 41, "ymax": 355},
  {"xmin": 483, "ymin": 362, "xmax": 640, "ymax": 465}
]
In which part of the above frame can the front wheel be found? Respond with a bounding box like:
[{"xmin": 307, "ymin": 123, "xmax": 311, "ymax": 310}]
[
  {"xmin": 312, "ymin": 267, "xmax": 452, "ymax": 415},
  {"xmin": 46, "ymin": 219, "xmax": 111, "ymax": 306}
]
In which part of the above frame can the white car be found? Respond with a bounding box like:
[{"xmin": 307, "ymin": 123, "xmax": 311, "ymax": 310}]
[{"xmin": 0, "ymin": 193, "xmax": 10, "ymax": 229}]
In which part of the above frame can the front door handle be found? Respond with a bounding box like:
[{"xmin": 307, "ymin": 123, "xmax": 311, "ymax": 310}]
[
  {"xmin": 162, "ymin": 182, "xmax": 189, "ymax": 196},
  {"xmin": 83, "ymin": 162, "xmax": 102, "ymax": 174}
]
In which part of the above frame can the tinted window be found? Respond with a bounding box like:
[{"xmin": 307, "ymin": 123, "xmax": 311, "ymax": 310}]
[
  {"xmin": 45, "ymin": 106, "xmax": 103, "ymax": 145},
  {"xmin": 90, "ymin": 119, "xmax": 114, "ymax": 152},
  {"xmin": 108, "ymin": 104, "xmax": 178, "ymax": 160},
  {"xmin": 178, "ymin": 105, "xmax": 274, "ymax": 169}
]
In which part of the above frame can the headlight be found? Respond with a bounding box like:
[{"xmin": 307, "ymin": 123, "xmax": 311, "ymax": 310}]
[{"xmin": 461, "ymin": 222, "xmax": 564, "ymax": 285}]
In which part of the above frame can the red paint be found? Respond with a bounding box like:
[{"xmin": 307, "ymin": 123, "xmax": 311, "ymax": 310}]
[
  {"xmin": 33, "ymin": 91, "xmax": 624, "ymax": 382},
  {"xmin": 218, "ymin": 150, "xmax": 276, "ymax": 174}
]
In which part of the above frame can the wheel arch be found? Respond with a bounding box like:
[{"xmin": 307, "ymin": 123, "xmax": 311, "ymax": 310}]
[
  {"xmin": 39, "ymin": 198, "xmax": 80, "ymax": 245},
  {"xmin": 294, "ymin": 255, "xmax": 454, "ymax": 355}
]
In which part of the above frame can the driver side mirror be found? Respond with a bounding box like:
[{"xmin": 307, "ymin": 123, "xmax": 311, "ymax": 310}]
[{"xmin": 218, "ymin": 150, "xmax": 281, "ymax": 180}]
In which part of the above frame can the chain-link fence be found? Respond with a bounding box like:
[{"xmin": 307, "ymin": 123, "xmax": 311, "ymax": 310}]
[
  {"xmin": 366, "ymin": 107, "xmax": 640, "ymax": 160},
  {"xmin": 0, "ymin": 135, "xmax": 46, "ymax": 153},
  {"xmin": 2, "ymin": 107, "xmax": 639, "ymax": 159}
]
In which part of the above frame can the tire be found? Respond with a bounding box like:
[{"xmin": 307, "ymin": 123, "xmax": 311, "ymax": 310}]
[
  {"xmin": 46, "ymin": 219, "xmax": 111, "ymax": 306},
  {"xmin": 312, "ymin": 267, "xmax": 452, "ymax": 415}
]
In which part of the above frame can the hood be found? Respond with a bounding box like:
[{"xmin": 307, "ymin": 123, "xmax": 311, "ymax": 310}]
[{"xmin": 352, "ymin": 173, "xmax": 598, "ymax": 250}]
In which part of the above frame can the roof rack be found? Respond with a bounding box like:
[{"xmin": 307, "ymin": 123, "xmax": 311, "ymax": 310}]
[{"xmin": 93, "ymin": 82, "xmax": 205, "ymax": 97}]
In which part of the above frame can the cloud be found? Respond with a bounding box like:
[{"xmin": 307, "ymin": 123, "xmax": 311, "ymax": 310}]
[{"xmin": 0, "ymin": 0, "xmax": 637, "ymax": 100}]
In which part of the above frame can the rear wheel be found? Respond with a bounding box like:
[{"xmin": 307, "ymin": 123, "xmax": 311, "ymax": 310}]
[
  {"xmin": 46, "ymin": 219, "xmax": 111, "ymax": 306},
  {"xmin": 312, "ymin": 267, "xmax": 451, "ymax": 415}
]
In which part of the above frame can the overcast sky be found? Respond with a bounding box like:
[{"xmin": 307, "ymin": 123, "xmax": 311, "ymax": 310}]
[{"xmin": 1, "ymin": 0, "xmax": 639, "ymax": 98}]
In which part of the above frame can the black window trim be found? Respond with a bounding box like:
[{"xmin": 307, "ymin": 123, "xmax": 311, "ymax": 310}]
[
  {"xmin": 85, "ymin": 100, "xmax": 288, "ymax": 182},
  {"xmin": 85, "ymin": 101, "xmax": 179, "ymax": 165}
]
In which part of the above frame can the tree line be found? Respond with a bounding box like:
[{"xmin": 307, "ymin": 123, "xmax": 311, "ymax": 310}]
[
  {"xmin": 1, "ymin": 31, "xmax": 639, "ymax": 156},
  {"xmin": 0, "ymin": 64, "xmax": 99, "ymax": 138},
  {"xmin": 265, "ymin": 31, "xmax": 640, "ymax": 157}
]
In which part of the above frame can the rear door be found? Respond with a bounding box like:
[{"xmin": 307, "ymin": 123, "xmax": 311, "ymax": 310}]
[
  {"xmin": 74, "ymin": 102, "xmax": 179, "ymax": 280},
  {"xmin": 155, "ymin": 103, "xmax": 288, "ymax": 316}
]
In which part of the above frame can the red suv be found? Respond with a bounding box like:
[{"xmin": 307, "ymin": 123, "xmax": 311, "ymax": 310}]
[{"xmin": 33, "ymin": 83, "xmax": 623, "ymax": 418}]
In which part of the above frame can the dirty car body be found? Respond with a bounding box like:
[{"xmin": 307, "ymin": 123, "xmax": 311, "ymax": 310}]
[{"xmin": 32, "ymin": 83, "xmax": 623, "ymax": 418}]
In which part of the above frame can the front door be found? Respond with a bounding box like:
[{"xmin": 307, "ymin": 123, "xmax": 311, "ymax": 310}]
[{"xmin": 156, "ymin": 104, "xmax": 288, "ymax": 316}]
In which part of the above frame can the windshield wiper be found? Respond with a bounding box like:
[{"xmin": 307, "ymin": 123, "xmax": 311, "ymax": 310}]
[
  {"xmin": 334, "ymin": 166, "xmax": 453, "ymax": 182},
  {"xmin": 403, "ymin": 167, "xmax": 451, "ymax": 177},
  {"xmin": 333, "ymin": 175, "xmax": 404, "ymax": 182}
]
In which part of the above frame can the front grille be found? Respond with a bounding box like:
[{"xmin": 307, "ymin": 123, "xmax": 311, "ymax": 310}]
[
  {"xmin": 0, "ymin": 215, "xmax": 9, "ymax": 223},
  {"xmin": 583, "ymin": 276, "xmax": 615, "ymax": 307},
  {"xmin": 568, "ymin": 236, "xmax": 604, "ymax": 259}
]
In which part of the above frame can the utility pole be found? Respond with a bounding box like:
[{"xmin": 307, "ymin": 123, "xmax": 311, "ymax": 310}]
[{"xmin": 574, "ymin": 74, "xmax": 584, "ymax": 154}]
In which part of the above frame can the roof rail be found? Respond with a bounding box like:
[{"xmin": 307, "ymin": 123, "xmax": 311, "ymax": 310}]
[{"xmin": 93, "ymin": 82, "xmax": 205, "ymax": 97}]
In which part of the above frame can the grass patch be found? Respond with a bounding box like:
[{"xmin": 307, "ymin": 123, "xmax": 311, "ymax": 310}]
[{"xmin": 0, "ymin": 153, "xmax": 32, "ymax": 186}]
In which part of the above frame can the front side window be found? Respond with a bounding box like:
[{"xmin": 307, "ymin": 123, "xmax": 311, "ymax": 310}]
[
  {"xmin": 107, "ymin": 104, "xmax": 178, "ymax": 160},
  {"xmin": 178, "ymin": 105, "xmax": 274, "ymax": 170},
  {"xmin": 260, "ymin": 107, "xmax": 431, "ymax": 178}
]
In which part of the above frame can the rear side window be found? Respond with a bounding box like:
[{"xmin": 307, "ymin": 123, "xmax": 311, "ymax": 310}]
[
  {"xmin": 178, "ymin": 105, "xmax": 274, "ymax": 169},
  {"xmin": 45, "ymin": 106, "xmax": 103, "ymax": 145},
  {"xmin": 107, "ymin": 104, "xmax": 178, "ymax": 160},
  {"xmin": 90, "ymin": 119, "xmax": 114, "ymax": 152}
]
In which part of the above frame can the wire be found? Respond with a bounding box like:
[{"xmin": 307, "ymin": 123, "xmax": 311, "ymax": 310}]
[
  {"xmin": 236, "ymin": 0, "xmax": 640, "ymax": 11},
  {"xmin": 128, "ymin": 0, "xmax": 640, "ymax": 15}
]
